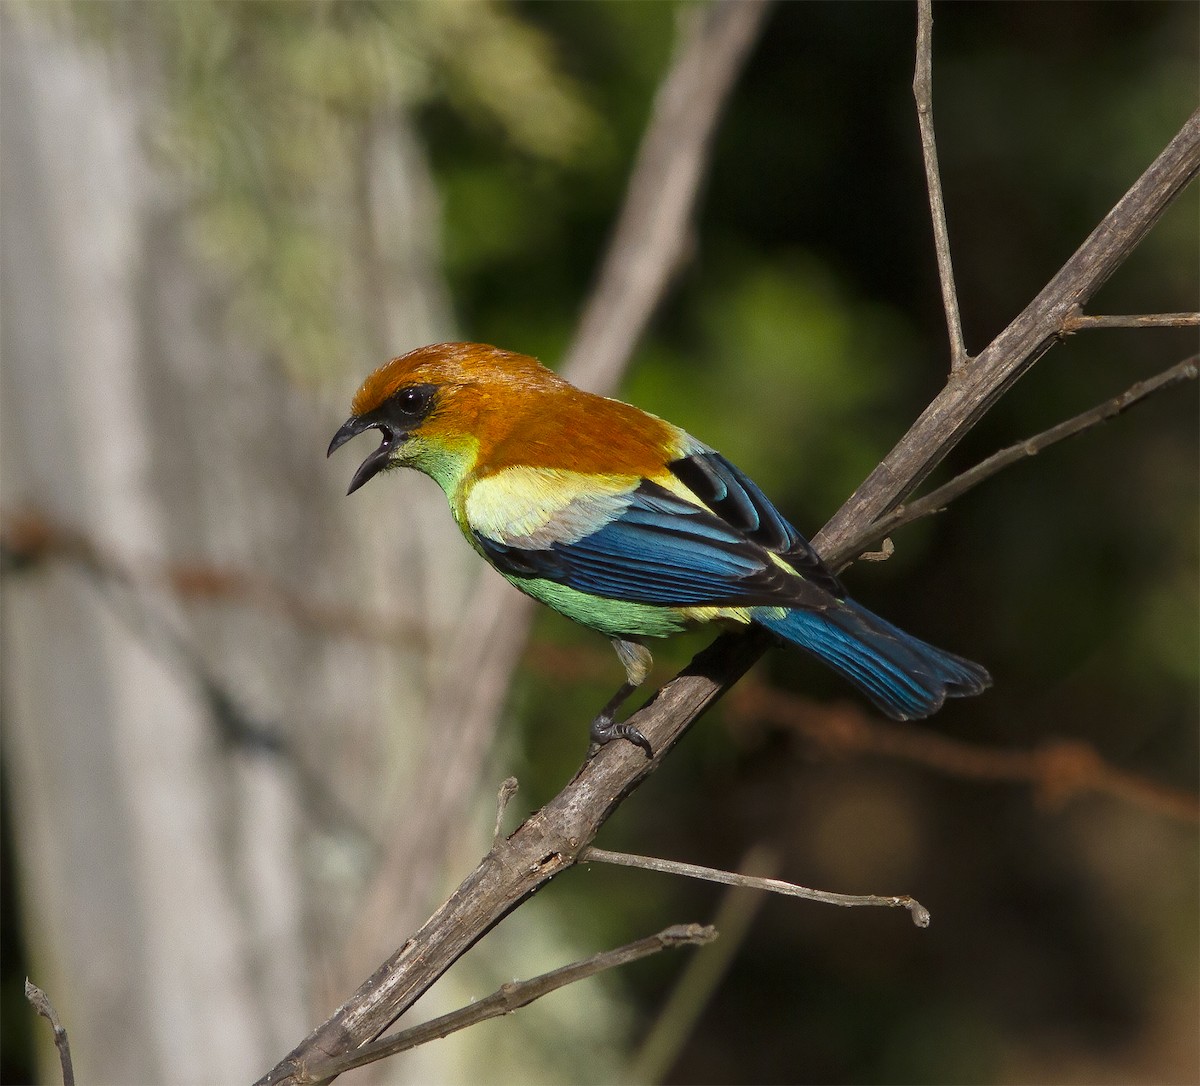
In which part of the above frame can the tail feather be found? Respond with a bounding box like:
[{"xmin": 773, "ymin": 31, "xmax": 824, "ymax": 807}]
[{"xmin": 755, "ymin": 600, "xmax": 991, "ymax": 720}]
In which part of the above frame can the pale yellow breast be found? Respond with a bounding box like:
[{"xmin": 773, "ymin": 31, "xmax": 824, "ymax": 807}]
[{"xmin": 463, "ymin": 467, "xmax": 640, "ymax": 547}]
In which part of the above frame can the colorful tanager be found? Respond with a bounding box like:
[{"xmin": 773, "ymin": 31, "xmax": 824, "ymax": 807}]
[{"xmin": 329, "ymin": 343, "xmax": 990, "ymax": 754}]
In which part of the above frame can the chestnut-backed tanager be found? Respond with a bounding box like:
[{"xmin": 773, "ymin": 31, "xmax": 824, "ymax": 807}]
[{"xmin": 329, "ymin": 343, "xmax": 990, "ymax": 754}]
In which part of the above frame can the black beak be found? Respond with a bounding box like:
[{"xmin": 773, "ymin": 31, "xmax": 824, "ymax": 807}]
[{"xmin": 328, "ymin": 416, "xmax": 401, "ymax": 495}]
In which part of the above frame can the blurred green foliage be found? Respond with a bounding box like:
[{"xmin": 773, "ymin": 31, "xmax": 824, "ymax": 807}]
[{"xmin": 72, "ymin": 0, "xmax": 606, "ymax": 382}]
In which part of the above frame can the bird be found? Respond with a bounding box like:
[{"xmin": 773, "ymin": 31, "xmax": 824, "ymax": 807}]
[{"xmin": 328, "ymin": 342, "xmax": 991, "ymax": 756}]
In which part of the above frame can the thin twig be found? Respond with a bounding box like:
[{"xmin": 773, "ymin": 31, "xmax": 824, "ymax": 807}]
[
  {"xmin": 492, "ymin": 776, "xmax": 519, "ymax": 846},
  {"xmin": 25, "ymin": 980, "xmax": 75, "ymax": 1086},
  {"xmin": 580, "ymin": 846, "xmax": 931, "ymax": 927},
  {"xmin": 914, "ymin": 0, "xmax": 968, "ymax": 371},
  {"xmin": 838, "ymin": 355, "xmax": 1199, "ymax": 561},
  {"xmin": 294, "ymin": 924, "xmax": 717, "ymax": 1083},
  {"xmin": 1062, "ymin": 311, "xmax": 1199, "ymax": 331}
]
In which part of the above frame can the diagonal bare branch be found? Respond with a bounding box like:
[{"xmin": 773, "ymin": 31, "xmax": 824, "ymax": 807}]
[
  {"xmin": 563, "ymin": 0, "xmax": 774, "ymax": 393},
  {"xmin": 817, "ymin": 106, "xmax": 1199, "ymax": 570}
]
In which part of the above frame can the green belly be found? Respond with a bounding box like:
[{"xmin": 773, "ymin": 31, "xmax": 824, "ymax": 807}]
[{"xmin": 505, "ymin": 576, "xmax": 696, "ymax": 640}]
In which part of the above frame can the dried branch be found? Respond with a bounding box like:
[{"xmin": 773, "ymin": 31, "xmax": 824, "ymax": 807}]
[
  {"xmin": 295, "ymin": 924, "xmax": 716, "ymax": 1083},
  {"xmin": 580, "ymin": 847, "xmax": 931, "ymax": 927},
  {"xmin": 727, "ymin": 683, "xmax": 1200, "ymax": 824},
  {"xmin": 25, "ymin": 980, "xmax": 75, "ymax": 1086},
  {"xmin": 1062, "ymin": 311, "xmax": 1199, "ymax": 331},
  {"xmin": 914, "ymin": 0, "xmax": 968, "ymax": 371},
  {"xmin": 837, "ymin": 355, "xmax": 1199, "ymax": 560}
]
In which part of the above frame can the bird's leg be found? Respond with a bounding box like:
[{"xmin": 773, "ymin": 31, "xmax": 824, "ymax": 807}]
[{"xmin": 589, "ymin": 639, "xmax": 655, "ymax": 758}]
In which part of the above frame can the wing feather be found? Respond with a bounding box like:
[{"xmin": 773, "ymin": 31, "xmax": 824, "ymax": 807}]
[
  {"xmin": 475, "ymin": 477, "xmax": 830, "ymax": 609},
  {"xmin": 667, "ymin": 447, "xmax": 844, "ymax": 597}
]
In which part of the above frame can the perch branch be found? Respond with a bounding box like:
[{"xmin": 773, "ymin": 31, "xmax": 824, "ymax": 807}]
[
  {"xmin": 580, "ymin": 847, "xmax": 931, "ymax": 927},
  {"xmin": 914, "ymin": 0, "xmax": 968, "ymax": 370},
  {"xmin": 295, "ymin": 924, "xmax": 716, "ymax": 1083},
  {"xmin": 7, "ymin": 517, "xmax": 1192, "ymax": 824}
]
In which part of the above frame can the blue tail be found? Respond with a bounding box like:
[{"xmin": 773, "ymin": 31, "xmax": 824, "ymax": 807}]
[{"xmin": 754, "ymin": 600, "xmax": 991, "ymax": 720}]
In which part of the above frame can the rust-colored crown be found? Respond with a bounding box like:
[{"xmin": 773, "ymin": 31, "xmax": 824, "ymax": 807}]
[{"xmin": 350, "ymin": 342, "xmax": 561, "ymax": 417}]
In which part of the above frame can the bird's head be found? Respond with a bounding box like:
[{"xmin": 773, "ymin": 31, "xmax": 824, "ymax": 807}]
[{"xmin": 328, "ymin": 342, "xmax": 563, "ymax": 494}]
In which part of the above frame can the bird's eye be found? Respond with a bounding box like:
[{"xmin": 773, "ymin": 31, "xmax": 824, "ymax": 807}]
[{"xmin": 394, "ymin": 385, "xmax": 433, "ymax": 417}]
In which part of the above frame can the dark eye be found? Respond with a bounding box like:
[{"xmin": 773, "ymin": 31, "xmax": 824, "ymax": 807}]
[{"xmin": 394, "ymin": 385, "xmax": 433, "ymax": 418}]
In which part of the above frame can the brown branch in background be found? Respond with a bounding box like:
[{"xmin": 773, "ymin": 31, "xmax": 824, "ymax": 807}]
[
  {"xmin": 25, "ymin": 981, "xmax": 75, "ymax": 1086},
  {"xmin": 726, "ymin": 682, "xmax": 1200, "ymax": 823},
  {"xmin": 295, "ymin": 924, "xmax": 717, "ymax": 1083},
  {"xmin": 914, "ymin": 0, "xmax": 968, "ymax": 371},
  {"xmin": 0, "ymin": 507, "xmax": 424, "ymax": 649},
  {"xmin": 562, "ymin": 0, "xmax": 774, "ymax": 392},
  {"xmin": 580, "ymin": 846, "xmax": 931, "ymax": 927},
  {"xmin": 5, "ymin": 510, "xmax": 1196, "ymax": 827},
  {"xmin": 837, "ymin": 355, "xmax": 1200, "ymax": 561},
  {"xmin": 1062, "ymin": 311, "xmax": 1200, "ymax": 331}
]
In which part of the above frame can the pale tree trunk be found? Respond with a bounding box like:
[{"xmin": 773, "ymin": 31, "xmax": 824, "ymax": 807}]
[{"xmin": 1, "ymin": 10, "xmax": 457, "ymax": 1082}]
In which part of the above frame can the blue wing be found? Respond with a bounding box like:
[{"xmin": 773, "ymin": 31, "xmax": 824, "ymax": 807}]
[
  {"xmin": 667, "ymin": 448, "xmax": 844, "ymax": 596},
  {"xmin": 475, "ymin": 475, "xmax": 834, "ymax": 609}
]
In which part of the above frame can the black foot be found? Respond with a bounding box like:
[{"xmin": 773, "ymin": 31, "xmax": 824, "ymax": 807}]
[{"xmin": 589, "ymin": 714, "xmax": 653, "ymax": 759}]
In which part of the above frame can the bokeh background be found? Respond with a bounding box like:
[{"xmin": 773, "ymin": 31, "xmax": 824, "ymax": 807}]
[{"xmin": 1, "ymin": 3, "xmax": 1196, "ymax": 1084}]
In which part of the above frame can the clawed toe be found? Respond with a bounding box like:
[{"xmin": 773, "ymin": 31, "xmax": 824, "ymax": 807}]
[{"xmin": 589, "ymin": 714, "xmax": 653, "ymax": 758}]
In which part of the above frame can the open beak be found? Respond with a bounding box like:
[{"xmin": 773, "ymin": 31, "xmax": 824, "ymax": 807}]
[{"xmin": 328, "ymin": 416, "xmax": 401, "ymax": 495}]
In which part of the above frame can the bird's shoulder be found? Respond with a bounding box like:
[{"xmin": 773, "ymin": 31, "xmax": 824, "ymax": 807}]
[{"xmin": 480, "ymin": 387, "xmax": 685, "ymax": 477}]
